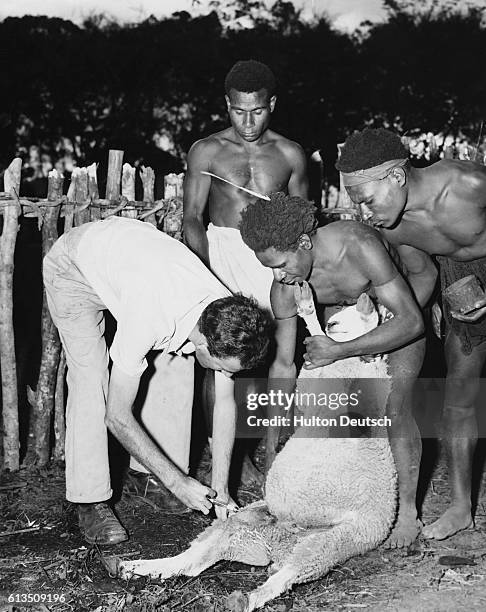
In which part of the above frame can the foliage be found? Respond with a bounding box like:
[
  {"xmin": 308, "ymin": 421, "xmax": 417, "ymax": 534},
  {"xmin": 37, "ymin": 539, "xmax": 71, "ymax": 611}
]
[{"xmin": 0, "ymin": 0, "xmax": 484, "ymax": 172}]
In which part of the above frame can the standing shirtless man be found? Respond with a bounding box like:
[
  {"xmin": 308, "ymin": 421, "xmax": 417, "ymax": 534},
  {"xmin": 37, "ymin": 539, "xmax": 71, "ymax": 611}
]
[
  {"xmin": 240, "ymin": 192, "xmax": 434, "ymax": 548},
  {"xmin": 338, "ymin": 127, "xmax": 486, "ymax": 540},
  {"xmin": 183, "ymin": 59, "xmax": 308, "ymax": 308},
  {"xmin": 183, "ymin": 60, "xmax": 308, "ymax": 482}
]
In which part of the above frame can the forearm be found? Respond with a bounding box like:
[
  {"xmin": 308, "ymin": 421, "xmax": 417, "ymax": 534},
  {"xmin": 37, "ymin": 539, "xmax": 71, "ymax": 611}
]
[
  {"xmin": 211, "ymin": 396, "xmax": 236, "ymax": 494},
  {"xmin": 267, "ymin": 360, "xmax": 297, "ymax": 445},
  {"xmin": 183, "ymin": 217, "xmax": 209, "ymax": 264}
]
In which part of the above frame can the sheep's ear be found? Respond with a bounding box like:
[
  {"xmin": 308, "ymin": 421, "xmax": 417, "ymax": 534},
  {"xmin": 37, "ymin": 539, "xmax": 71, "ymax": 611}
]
[{"xmin": 356, "ymin": 293, "xmax": 374, "ymax": 315}]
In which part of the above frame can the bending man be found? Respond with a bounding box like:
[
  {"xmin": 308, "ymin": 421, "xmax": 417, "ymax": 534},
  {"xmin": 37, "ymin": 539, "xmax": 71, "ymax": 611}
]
[{"xmin": 44, "ymin": 216, "xmax": 271, "ymax": 545}]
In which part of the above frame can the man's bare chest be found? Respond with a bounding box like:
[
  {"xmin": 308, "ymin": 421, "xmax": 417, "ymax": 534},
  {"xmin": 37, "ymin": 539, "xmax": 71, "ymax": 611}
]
[
  {"xmin": 310, "ymin": 268, "xmax": 372, "ymax": 305},
  {"xmin": 211, "ymin": 149, "xmax": 291, "ymax": 193}
]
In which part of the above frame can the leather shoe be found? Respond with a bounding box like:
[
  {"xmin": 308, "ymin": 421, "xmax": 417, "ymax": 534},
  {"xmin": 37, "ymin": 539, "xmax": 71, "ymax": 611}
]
[
  {"xmin": 78, "ymin": 502, "xmax": 128, "ymax": 546},
  {"xmin": 125, "ymin": 469, "xmax": 187, "ymax": 512}
]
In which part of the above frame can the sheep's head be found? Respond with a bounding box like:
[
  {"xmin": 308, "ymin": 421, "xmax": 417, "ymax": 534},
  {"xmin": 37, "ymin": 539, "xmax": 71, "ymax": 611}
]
[{"xmin": 325, "ymin": 293, "xmax": 379, "ymax": 342}]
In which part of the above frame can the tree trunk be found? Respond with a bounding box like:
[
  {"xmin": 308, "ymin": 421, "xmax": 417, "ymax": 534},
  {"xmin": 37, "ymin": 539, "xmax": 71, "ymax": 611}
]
[{"xmin": 0, "ymin": 158, "xmax": 21, "ymax": 471}]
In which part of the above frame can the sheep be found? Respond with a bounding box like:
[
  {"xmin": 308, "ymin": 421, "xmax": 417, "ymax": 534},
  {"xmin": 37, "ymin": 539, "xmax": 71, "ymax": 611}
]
[{"xmin": 117, "ymin": 285, "xmax": 397, "ymax": 612}]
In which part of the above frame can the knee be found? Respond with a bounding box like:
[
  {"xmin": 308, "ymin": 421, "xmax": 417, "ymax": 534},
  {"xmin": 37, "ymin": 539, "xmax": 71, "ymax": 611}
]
[
  {"xmin": 445, "ymin": 375, "xmax": 480, "ymax": 406},
  {"xmin": 443, "ymin": 402, "xmax": 476, "ymax": 421},
  {"xmin": 66, "ymin": 363, "xmax": 108, "ymax": 388}
]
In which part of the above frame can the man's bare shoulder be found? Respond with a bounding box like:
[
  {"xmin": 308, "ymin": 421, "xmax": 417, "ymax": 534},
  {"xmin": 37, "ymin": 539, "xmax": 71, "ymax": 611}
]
[
  {"xmin": 437, "ymin": 159, "xmax": 486, "ymax": 201},
  {"xmin": 265, "ymin": 129, "xmax": 305, "ymax": 157},
  {"xmin": 320, "ymin": 220, "xmax": 383, "ymax": 245},
  {"xmin": 188, "ymin": 129, "xmax": 234, "ymax": 156}
]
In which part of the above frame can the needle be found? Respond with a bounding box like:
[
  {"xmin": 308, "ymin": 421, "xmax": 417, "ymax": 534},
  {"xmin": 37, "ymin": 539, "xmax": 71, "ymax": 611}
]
[{"xmin": 201, "ymin": 171, "xmax": 270, "ymax": 201}]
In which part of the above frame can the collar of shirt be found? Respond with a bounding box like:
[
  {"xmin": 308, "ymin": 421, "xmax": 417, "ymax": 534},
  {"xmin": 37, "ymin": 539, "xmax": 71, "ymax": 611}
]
[{"xmin": 174, "ymin": 340, "xmax": 196, "ymax": 356}]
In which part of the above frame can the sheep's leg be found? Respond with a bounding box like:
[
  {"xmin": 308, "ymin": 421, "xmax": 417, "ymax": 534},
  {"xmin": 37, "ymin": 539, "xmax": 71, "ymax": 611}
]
[
  {"xmin": 118, "ymin": 522, "xmax": 225, "ymax": 580},
  {"xmin": 226, "ymin": 566, "xmax": 298, "ymax": 612},
  {"xmin": 293, "ymin": 281, "xmax": 324, "ymax": 336},
  {"xmin": 227, "ymin": 520, "xmax": 378, "ymax": 612}
]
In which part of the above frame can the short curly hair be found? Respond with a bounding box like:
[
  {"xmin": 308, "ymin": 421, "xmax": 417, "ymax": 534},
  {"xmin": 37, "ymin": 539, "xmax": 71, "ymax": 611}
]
[
  {"xmin": 336, "ymin": 128, "xmax": 408, "ymax": 173},
  {"xmin": 200, "ymin": 295, "xmax": 272, "ymax": 371},
  {"xmin": 224, "ymin": 60, "xmax": 276, "ymax": 97},
  {"xmin": 239, "ymin": 192, "xmax": 317, "ymax": 253}
]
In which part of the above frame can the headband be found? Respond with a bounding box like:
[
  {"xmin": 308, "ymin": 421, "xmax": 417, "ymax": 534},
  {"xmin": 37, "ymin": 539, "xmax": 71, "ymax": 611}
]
[{"xmin": 341, "ymin": 158, "xmax": 408, "ymax": 187}]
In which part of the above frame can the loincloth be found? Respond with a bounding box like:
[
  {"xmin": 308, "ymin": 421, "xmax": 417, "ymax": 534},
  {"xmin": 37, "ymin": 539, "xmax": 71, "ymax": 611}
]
[
  {"xmin": 437, "ymin": 255, "xmax": 486, "ymax": 354},
  {"xmin": 207, "ymin": 223, "xmax": 274, "ymax": 313}
]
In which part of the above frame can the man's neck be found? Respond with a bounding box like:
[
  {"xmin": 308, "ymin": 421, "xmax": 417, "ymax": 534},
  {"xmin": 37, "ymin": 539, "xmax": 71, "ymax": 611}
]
[
  {"xmin": 403, "ymin": 165, "xmax": 437, "ymax": 217},
  {"xmin": 230, "ymin": 127, "xmax": 269, "ymax": 149},
  {"xmin": 310, "ymin": 229, "xmax": 336, "ymax": 270}
]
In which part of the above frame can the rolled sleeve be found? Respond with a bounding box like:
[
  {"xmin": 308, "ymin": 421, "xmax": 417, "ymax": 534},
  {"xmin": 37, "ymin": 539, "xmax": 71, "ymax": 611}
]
[{"xmin": 109, "ymin": 322, "xmax": 154, "ymax": 378}]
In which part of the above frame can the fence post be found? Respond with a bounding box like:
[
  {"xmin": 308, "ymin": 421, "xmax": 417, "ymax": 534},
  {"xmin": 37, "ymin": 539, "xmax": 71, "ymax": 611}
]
[
  {"xmin": 0, "ymin": 158, "xmax": 22, "ymax": 471},
  {"xmin": 30, "ymin": 170, "xmax": 63, "ymax": 465},
  {"xmin": 140, "ymin": 166, "xmax": 156, "ymax": 225},
  {"xmin": 73, "ymin": 168, "xmax": 90, "ymax": 226},
  {"xmin": 88, "ymin": 163, "xmax": 101, "ymax": 221},
  {"xmin": 106, "ymin": 150, "xmax": 124, "ymax": 200},
  {"xmin": 121, "ymin": 163, "xmax": 137, "ymax": 218}
]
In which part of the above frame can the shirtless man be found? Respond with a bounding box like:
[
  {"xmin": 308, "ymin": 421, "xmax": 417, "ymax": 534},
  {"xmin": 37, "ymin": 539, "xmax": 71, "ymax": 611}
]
[
  {"xmin": 183, "ymin": 59, "xmax": 308, "ymax": 306},
  {"xmin": 337, "ymin": 127, "xmax": 486, "ymax": 540},
  {"xmin": 183, "ymin": 60, "xmax": 308, "ymax": 482},
  {"xmin": 240, "ymin": 192, "xmax": 434, "ymax": 548}
]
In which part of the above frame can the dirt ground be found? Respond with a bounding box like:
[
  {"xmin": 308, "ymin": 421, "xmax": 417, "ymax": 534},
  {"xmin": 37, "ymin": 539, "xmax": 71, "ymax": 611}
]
[{"xmin": 1, "ymin": 439, "xmax": 486, "ymax": 612}]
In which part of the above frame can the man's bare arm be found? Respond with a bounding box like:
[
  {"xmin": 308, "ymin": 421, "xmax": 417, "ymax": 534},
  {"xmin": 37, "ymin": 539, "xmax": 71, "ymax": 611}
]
[
  {"xmin": 286, "ymin": 142, "xmax": 309, "ymax": 198},
  {"xmin": 266, "ymin": 282, "xmax": 298, "ymax": 470},
  {"xmin": 211, "ymin": 371, "xmax": 239, "ymax": 518},
  {"xmin": 304, "ymin": 240, "xmax": 424, "ymax": 366},
  {"xmin": 395, "ymin": 244, "xmax": 438, "ymax": 307},
  {"xmin": 105, "ymin": 365, "xmax": 214, "ymax": 514},
  {"xmin": 183, "ymin": 140, "xmax": 212, "ymax": 264}
]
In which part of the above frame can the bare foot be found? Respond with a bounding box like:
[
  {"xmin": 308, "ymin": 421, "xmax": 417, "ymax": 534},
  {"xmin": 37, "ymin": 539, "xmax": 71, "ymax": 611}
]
[
  {"xmin": 384, "ymin": 514, "xmax": 422, "ymax": 549},
  {"xmin": 422, "ymin": 506, "xmax": 473, "ymax": 540},
  {"xmin": 241, "ymin": 455, "xmax": 264, "ymax": 487}
]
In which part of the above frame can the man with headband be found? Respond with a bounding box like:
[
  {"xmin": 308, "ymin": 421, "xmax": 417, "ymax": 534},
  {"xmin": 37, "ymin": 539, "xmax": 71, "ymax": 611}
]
[
  {"xmin": 338, "ymin": 127, "xmax": 486, "ymax": 541},
  {"xmin": 240, "ymin": 192, "xmax": 428, "ymax": 549}
]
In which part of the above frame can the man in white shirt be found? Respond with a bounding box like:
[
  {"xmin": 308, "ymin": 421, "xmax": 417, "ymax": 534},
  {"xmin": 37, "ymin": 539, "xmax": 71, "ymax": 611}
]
[{"xmin": 43, "ymin": 217, "xmax": 271, "ymax": 545}]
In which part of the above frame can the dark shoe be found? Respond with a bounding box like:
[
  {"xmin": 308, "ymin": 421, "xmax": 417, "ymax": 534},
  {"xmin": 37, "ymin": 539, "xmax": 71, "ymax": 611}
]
[
  {"xmin": 78, "ymin": 502, "xmax": 128, "ymax": 546},
  {"xmin": 125, "ymin": 469, "xmax": 187, "ymax": 512}
]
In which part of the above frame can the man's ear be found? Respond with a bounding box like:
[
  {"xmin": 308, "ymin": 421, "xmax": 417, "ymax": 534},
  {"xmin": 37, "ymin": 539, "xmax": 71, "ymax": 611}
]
[
  {"xmin": 269, "ymin": 95, "xmax": 277, "ymax": 112},
  {"xmin": 225, "ymin": 94, "xmax": 231, "ymax": 111},
  {"xmin": 390, "ymin": 166, "xmax": 406, "ymax": 187},
  {"xmin": 298, "ymin": 234, "xmax": 312, "ymax": 250}
]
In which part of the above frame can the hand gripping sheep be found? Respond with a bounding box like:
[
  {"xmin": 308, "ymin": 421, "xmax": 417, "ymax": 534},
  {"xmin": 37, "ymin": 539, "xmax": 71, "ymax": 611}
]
[{"xmin": 117, "ymin": 284, "xmax": 397, "ymax": 612}]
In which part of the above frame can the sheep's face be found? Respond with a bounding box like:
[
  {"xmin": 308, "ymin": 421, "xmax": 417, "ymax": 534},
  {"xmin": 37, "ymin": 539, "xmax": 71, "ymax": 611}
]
[{"xmin": 325, "ymin": 293, "xmax": 379, "ymax": 342}]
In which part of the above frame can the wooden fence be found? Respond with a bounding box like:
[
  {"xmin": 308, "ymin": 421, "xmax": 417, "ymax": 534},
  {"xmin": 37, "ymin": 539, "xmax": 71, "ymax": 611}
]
[{"xmin": 0, "ymin": 149, "xmax": 183, "ymax": 471}]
